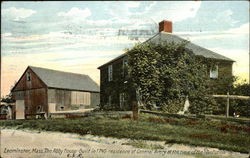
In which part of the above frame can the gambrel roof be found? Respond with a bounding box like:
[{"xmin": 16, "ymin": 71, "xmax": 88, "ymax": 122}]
[{"xmin": 98, "ymin": 32, "xmax": 234, "ymax": 69}]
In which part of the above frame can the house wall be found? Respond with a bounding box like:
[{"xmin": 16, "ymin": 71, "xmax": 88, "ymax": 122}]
[
  {"xmin": 100, "ymin": 56, "xmax": 132, "ymax": 110},
  {"xmin": 91, "ymin": 92, "xmax": 100, "ymax": 107},
  {"xmin": 208, "ymin": 61, "xmax": 234, "ymax": 94},
  {"xmin": 99, "ymin": 56, "xmax": 234, "ymax": 110},
  {"xmin": 218, "ymin": 61, "xmax": 233, "ymax": 78}
]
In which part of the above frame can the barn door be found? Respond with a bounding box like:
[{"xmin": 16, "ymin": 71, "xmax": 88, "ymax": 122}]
[
  {"xmin": 16, "ymin": 100, "xmax": 25, "ymax": 119},
  {"xmin": 48, "ymin": 103, "xmax": 56, "ymax": 112}
]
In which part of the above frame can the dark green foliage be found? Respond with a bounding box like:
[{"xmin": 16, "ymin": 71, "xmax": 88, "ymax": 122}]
[
  {"xmin": 210, "ymin": 80, "xmax": 250, "ymax": 117},
  {"xmin": 208, "ymin": 74, "xmax": 237, "ymax": 94},
  {"xmin": 127, "ymin": 42, "xmax": 217, "ymax": 114},
  {"xmin": 231, "ymin": 82, "xmax": 250, "ymax": 117}
]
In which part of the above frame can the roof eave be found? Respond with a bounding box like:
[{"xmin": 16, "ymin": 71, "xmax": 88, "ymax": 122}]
[
  {"xmin": 97, "ymin": 53, "xmax": 127, "ymax": 69},
  {"xmin": 47, "ymin": 87, "xmax": 100, "ymax": 93}
]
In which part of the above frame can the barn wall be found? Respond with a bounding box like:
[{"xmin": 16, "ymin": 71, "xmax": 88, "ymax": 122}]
[
  {"xmin": 48, "ymin": 89, "xmax": 99, "ymax": 111},
  {"xmin": 12, "ymin": 88, "xmax": 48, "ymax": 115},
  {"xmin": 13, "ymin": 68, "xmax": 46, "ymax": 91},
  {"xmin": 48, "ymin": 89, "xmax": 71, "ymax": 111}
]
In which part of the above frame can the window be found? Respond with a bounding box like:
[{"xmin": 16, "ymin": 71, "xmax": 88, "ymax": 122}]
[
  {"xmin": 119, "ymin": 93, "xmax": 127, "ymax": 108},
  {"xmin": 26, "ymin": 72, "xmax": 31, "ymax": 81},
  {"xmin": 123, "ymin": 58, "xmax": 128, "ymax": 65},
  {"xmin": 122, "ymin": 58, "xmax": 128, "ymax": 77},
  {"xmin": 108, "ymin": 65, "xmax": 113, "ymax": 81},
  {"xmin": 210, "ymin": 65, "xmax": 218, "ymax": 79}
]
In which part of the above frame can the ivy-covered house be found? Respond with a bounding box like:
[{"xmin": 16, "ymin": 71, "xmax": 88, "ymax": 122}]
[{"xmin": 98, "ymin": 20, "xmax": 234, "ymax": 110}]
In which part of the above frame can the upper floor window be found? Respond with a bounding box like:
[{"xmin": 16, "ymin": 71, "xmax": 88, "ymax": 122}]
[
  {"xmin": 108, "ymin": 65, "xmax": 113, "ymax": 81},
  {"xmin": 26, "ymin": 72, "xmax": 31, "ymax": 81},
  {"xmin": 122, "ymin": 58, "xmax": 128, "ymax": 77},
  {"xmin": 210, "ymin": 65, "xmax": 218, "ymax": 79},
  {"xmin": 123, "ymin": 58, "xmax": 128, "ymax": 66}
]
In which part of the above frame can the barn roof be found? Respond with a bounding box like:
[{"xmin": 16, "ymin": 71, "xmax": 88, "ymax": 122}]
[
  {"xmin": 29, "ymin": 66, "xmax": 100, "ymax": 92},
  {"xmin": 98, "ymin": 32, "xmax": 234, "ymax": 69}
]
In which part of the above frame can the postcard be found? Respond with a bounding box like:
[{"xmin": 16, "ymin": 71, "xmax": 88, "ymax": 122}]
[{"xmin": 1, "ymin": 1, "xmax": 249, "ymax": 158}]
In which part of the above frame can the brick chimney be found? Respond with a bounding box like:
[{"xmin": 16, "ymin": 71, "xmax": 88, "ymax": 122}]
[{"xmin": 159, "ymin": 20, "xmax": 172, "ymax": 33}]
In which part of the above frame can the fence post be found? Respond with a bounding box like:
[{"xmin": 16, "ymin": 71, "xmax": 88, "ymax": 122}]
[
  {"xmin": 226, "ymin": 92, "xmax": 229, "ymax": 118},
  {"xmin": 132, "ymin": 101, "xmax": 138, "ymax": 120}
]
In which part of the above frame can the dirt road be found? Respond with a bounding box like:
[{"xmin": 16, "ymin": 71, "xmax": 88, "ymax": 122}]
[{"xmin": 0, "ymin": 129, "xmax": 248, "ymax": 158}]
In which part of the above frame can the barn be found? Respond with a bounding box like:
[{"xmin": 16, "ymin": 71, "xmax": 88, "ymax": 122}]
[{"xmin": 11, "ymin": 66, "xmax": 100, "ymax": 119}]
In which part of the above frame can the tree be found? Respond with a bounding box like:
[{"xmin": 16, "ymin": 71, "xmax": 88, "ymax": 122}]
[
  {"xmin": 127, "ymin": 41, "xmax": 216, "ymax": 114},
  {"xmin": 231, "ymin": 81, "xmax": 250, "ymax": 117},
  {"xmin": 1, "ymin": 93, "xmax": 15, "ymax": 103}
]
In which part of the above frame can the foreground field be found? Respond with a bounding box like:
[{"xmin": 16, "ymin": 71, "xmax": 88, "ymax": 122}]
[
  {"xmin": 1, "ymin": 129, "xmax": 248, "ymax": 158},
  {"xmin": 0, "ymin": 113, "xmax": 249, "ymax": 154}
]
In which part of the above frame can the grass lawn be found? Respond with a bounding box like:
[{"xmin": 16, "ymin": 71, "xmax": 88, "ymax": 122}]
[{"xmin": 0, "ymin": 113, "xmax": 249, "ymax": 153}]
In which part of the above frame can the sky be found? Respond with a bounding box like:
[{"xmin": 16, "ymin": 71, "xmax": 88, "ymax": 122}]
[{"xmin": 1, "ymin": 1, "xmax": 249, "ymax": 96}]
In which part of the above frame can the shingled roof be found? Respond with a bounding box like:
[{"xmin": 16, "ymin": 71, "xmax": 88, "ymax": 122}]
[
  {"xmin": 29, "ymin": 66, "xmax": 100, "ymax": 92},
  {"xmin": 98, "ymin": 32, "xmax": 234, "ymax": 68}
]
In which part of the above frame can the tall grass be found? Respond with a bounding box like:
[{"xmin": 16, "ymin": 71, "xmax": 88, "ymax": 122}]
[{"xmin": 0, "ymin": 114, "xmax": 249, "ymax": 153}]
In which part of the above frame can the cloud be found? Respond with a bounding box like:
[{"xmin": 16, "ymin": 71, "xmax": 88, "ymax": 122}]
[
  {"xmin": 225, "ymin": 23, "xmax": 249, "ymax": 34},
  {"xmin": 175, "ymin": 23, "xmax": 249, "ymax": 41},
  {"xmin": 1, "ymin": 32, "xmax": 12, "ymax": 37},
  {"xmin": 126, "ymin": 2, "xmax": 140, "ymax": 8},
  {"xmin": 1, "ymin": 1, "xmax": 248, "ymax": 96},
  {"xmin": 139, "ymin": 1, "xmax": 201, "ymax": 22},
  {"xmin": 213, "ymin": 9, "xmax": 238, "ymax": 27},
  {"xmin": 57, "ymin": 7, "xmax": 91, "ymax": 22},
  {"xmin": 1, "ymin": 7, "xmax": 36, "ymax": 21},
  {"xmin": 2, "ymin": 30, "xmax": 138, "ymax": 55}
]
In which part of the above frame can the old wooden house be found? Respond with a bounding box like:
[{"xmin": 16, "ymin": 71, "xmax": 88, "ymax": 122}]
[
  {"xmin": 11, "ymin": 66, "xmax": 100, "ymax": 119},
  {"xmin": 98, "ymin": 20, "xmax": 234, "ymax": 110}
]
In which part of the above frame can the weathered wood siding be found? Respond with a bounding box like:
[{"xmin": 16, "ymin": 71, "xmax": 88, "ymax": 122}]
[
  {"xmin": 12, "ymin": 88, "xmax": 47, "ymax": 114},
  {"xmin": 100, "ymin": 56, "xmax": 132, "ymax": 110},
  {"xmin": 12, "ymin": 67, "xmax": 48, "ymax": 115},
  {"xmin": 12, "ymin": 68, "xmax": 46, "ymax": 91},
  {"xmin": 48, "ymin": 89, "xmax": 99, "ymax": 111},
  {"xmin": 48, "ymin": 89, "xmax": 71, "ymax": 111}
]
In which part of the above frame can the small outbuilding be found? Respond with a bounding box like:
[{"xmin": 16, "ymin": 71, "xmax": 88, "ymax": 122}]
[{"xmin": 11, "ymin": 66, "xmax": 100, "ymax": 119}]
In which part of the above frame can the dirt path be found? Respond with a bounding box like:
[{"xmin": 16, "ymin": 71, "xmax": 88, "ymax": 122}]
[{"xmin": 0, "ymin": 129, "xmax": 248, "ymax": 158}]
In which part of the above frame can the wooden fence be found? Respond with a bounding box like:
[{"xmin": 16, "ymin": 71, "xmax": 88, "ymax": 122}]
[{"xmin": 212, "ymin": 92, "xmax": 250, "ymax": 118}]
